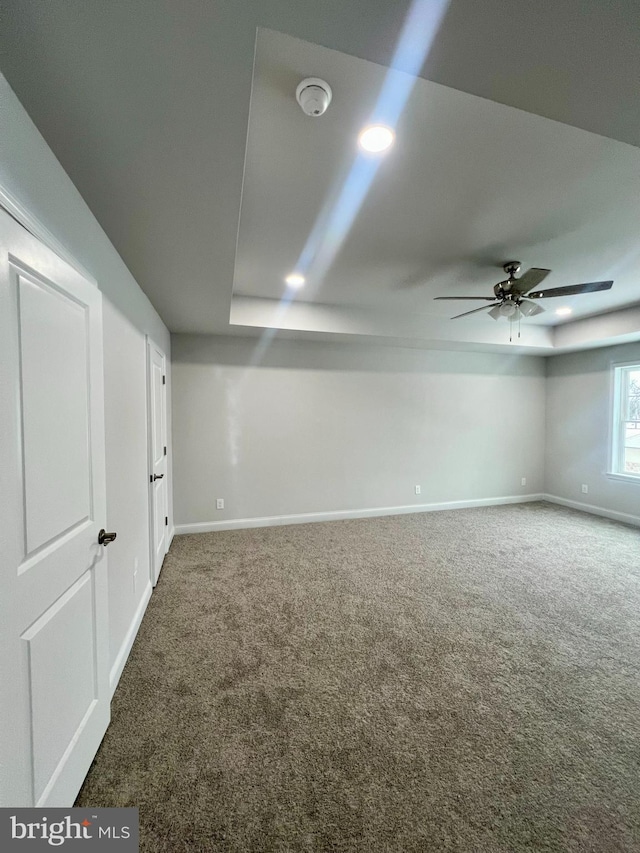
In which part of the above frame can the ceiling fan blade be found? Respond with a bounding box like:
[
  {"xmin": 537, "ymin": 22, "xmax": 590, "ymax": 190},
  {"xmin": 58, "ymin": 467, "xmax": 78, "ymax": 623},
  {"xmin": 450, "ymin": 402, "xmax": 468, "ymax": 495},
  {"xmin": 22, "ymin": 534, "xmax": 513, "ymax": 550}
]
[
  {"xmin": 451, "ymin": 303, "xmax": 498, "ymax": 319},
  {"xmin": 434, "ymin": 296, "xmax": 496, "ymax": 301},
  {"xmin": 528, "ymin": 280, "xmax": 613, "ymax": 299},
  {"xmin": 510, "ymin": 268, "xmax": 551, "ymax": 295}
]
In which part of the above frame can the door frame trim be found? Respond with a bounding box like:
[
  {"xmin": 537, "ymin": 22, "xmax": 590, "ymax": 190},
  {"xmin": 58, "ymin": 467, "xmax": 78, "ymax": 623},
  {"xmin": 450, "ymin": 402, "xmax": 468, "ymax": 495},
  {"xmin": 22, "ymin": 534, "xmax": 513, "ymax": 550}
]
[{"xmin": 0, "ymin": 183, "xmax": 96, "ymax": 286}]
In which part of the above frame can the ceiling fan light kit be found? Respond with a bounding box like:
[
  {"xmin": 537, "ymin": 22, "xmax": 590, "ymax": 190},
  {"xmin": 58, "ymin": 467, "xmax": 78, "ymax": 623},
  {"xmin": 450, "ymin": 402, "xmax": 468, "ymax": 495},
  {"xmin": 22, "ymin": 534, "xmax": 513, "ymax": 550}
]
[
  {"xmin": 518, "ymin": 300, "xmax": 544, "ymax": 318},
  {"xmin": 434, "ymin": 261, "xmax": 613, "ymax": 341}
]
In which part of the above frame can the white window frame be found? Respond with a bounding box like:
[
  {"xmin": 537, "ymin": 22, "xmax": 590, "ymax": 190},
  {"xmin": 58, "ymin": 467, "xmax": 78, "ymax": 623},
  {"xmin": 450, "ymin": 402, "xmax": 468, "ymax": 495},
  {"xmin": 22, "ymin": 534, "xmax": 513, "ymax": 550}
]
[{"xmin": 609, "ymin": 361, "xmax": 640, "ymax": 482}]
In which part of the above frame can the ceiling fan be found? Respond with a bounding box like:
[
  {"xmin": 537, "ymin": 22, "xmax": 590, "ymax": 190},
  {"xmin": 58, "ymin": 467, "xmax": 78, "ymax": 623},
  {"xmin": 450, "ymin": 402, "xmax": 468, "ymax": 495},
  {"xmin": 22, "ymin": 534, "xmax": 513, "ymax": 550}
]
[{"xmin": 434, "ymin": 262, "xmax": 613, "ymax": 328}]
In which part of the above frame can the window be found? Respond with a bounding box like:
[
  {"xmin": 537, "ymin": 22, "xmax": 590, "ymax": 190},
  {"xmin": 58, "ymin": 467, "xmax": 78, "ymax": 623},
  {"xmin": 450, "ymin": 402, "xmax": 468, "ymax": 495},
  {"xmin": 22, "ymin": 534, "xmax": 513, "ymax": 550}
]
[{"xmin": 611, "ymin": 363, "xmax": 640, "ymax": 478}]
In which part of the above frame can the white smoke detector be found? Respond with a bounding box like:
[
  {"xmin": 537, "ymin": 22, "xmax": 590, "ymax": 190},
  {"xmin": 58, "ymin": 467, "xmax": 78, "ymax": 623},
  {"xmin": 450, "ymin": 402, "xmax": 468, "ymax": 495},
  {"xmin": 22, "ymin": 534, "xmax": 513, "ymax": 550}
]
[{"xmin": 296, "ymin": 78, "xmax": 332, "ymax": 117}]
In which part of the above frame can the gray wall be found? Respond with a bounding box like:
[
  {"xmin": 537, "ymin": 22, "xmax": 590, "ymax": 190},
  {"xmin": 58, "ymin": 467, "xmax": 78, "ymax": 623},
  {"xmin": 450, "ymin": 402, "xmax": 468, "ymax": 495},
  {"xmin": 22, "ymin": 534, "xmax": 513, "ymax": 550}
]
[
  {"xmin": 0, "ymin": 75, "xmax": 172, "ymax": 685},
  {"xmin": 172, "ymin": 335, "xmax": 546, "ymax": 526},
  {"xmin": 545, "ymin": 341, "xmax": 640, "ymax": 520}
]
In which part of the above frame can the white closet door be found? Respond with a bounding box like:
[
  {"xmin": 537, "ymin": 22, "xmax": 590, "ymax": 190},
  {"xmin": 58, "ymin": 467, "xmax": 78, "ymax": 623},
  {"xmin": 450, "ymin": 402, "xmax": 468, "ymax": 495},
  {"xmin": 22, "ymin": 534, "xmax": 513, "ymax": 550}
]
[
  {"xmin": 148, "ymin": 339, "xmax": 168, "ymax": 585},
  {"xmin": 0, "ymin": 208, "xmax": 110, "ymax": 807}
]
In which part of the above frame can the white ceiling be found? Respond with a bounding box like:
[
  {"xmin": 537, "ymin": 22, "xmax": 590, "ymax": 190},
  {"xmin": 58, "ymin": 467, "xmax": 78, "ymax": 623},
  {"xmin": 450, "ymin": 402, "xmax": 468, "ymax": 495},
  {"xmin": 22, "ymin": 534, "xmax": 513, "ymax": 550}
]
[
  {"xmin": 234, "ymin": 29, "xmax": 640, "ymax": 335},
  {"xmin": 1, "ymin": 0, "xmax": 640, "ymax": 353}
]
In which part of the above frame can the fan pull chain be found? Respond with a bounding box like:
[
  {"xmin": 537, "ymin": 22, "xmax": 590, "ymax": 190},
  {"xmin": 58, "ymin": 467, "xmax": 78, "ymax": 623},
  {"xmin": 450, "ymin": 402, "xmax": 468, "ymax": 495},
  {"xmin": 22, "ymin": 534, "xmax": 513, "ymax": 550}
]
[{"xmin": 508, "ymin": 312, "xmax": 522, "ymax": 342}]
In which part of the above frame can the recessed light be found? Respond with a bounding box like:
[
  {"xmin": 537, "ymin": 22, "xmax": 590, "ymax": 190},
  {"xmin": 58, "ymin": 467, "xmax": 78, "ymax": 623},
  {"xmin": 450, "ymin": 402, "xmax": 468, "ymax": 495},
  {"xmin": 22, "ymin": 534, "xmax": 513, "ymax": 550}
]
[
  {"xmin": 555, "ymin": 307, "xmax": 572, "ymax": 317},
  {"xmin": 285, "ymin": 273, "xmax": 305, "ymax": 288},
  {"xmin": 358, "ymin": 124, "xmax": 395, "ymax": 153}
]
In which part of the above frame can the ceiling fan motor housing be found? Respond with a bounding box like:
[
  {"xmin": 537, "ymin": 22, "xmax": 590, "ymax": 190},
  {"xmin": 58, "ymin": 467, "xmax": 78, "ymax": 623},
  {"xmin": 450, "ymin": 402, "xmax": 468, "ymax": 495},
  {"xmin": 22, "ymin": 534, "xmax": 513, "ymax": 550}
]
[{"xmin": 495, "ymin": 261, "xmax": 522, "ymax": 296}]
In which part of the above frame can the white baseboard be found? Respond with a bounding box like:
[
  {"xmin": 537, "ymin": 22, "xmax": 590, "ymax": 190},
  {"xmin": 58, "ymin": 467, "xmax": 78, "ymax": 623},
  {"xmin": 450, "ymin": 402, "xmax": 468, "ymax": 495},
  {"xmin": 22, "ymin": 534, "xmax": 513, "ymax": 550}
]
[
  {"xmin": 543, "ymin": 494, "xmax": 640, "ymax": 527},
  {"xmin": 175, "ymin": 493, "xmax": 545, "ymax": 536},
  {"xmin": 109, "ymin": 581, "xmax": 153, "ymax": 697}
]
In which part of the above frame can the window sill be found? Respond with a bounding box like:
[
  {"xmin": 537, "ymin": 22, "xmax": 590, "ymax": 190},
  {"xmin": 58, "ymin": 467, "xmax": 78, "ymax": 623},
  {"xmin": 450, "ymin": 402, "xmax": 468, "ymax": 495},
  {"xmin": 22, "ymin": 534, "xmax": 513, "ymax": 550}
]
[{"xmin": 606, "ymin": 472, "xmax": 640, "ymax": 484}]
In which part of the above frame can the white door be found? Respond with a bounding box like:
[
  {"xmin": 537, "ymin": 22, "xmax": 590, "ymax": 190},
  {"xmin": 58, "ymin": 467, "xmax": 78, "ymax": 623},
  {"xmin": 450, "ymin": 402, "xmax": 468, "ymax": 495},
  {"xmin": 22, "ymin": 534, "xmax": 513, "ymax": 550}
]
[
  {"xmin": 0, "ymin": 209, "xmax": 110, "ymax": 807},
  {"xmin": 148, "ymin": 339, "xmax": 168, "ymax": 585}
]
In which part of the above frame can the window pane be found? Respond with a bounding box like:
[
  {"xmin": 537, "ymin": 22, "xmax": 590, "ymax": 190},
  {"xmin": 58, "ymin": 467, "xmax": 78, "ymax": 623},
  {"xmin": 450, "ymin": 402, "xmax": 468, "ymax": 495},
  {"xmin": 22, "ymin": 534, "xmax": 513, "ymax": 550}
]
[
  {"xmin": 628, "ymin": 370, "xmax": 640, "ymax": 421},
  {"xmin": 624, "ymin": 370, "xmax": 640, "ymax": 474},
  {"xmin": 624, "ymin": 422, "xmax": 640, "ymax": 474}
]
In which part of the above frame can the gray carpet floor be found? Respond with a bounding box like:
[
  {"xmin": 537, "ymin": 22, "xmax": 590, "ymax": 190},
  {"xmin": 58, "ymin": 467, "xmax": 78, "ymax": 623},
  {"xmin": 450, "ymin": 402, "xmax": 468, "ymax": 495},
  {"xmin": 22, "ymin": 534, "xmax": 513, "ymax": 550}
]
[{"xmin": 77, "ymin": 502, "xmax": 640, "ymax": 852}]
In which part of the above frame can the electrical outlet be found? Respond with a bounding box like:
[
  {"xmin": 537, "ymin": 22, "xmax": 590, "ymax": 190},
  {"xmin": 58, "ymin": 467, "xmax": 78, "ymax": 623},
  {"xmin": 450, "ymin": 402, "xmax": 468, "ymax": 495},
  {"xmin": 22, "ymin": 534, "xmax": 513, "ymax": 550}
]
[
  {"xmin": 216, "ymin": 498, "xmax": 224, "ymax": 510},
  {"xmin": 521, "ymin": 477, "xmax": 527, "ymax": 486},
  {"xmin": 415, "ymin": 485, "xmax": 421, "ymax": 495},
  {"xmin": 581, "ymin": 484, "xmax": 589, "ymax": 494}
]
